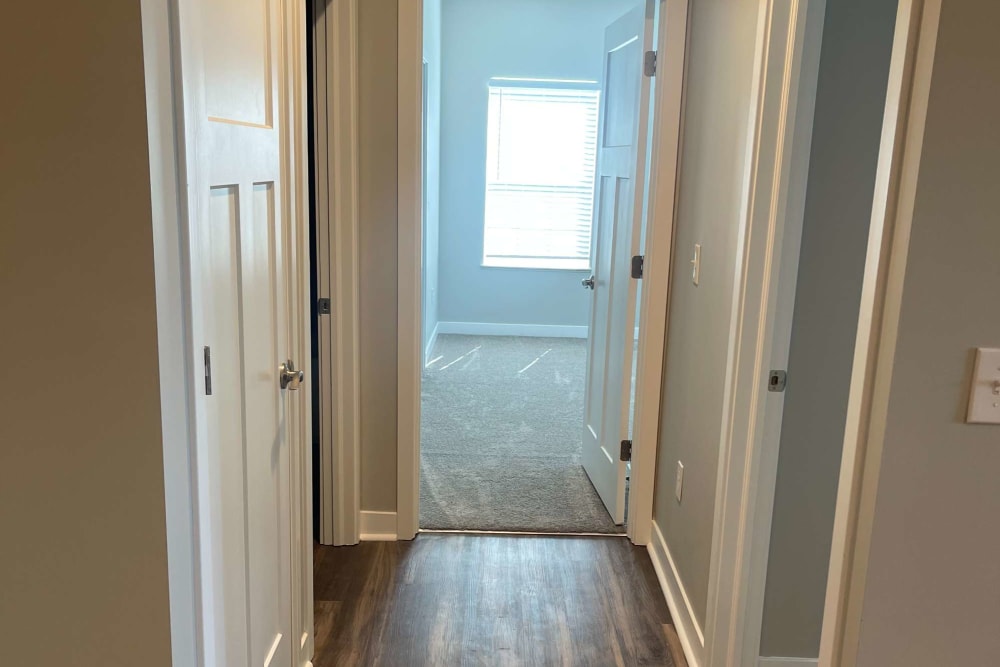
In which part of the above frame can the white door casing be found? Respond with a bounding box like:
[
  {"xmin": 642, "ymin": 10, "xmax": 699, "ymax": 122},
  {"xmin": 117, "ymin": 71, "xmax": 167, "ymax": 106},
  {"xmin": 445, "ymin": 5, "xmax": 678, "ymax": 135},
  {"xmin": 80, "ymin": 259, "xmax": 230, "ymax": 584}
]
[
  {"xmin": 582, "ymin": 1, "xmax": 655, "ymax": 525},
  {"xmin": 820, "ymin": 2, "xmax": 941, "ymax": 663},
  {"xmin": 312, "ymin": 0, "xmax": 362, "ymax": 547},
  {"xmin": 176, "ymin": 0, "xmax": 295, "ymax": 665},
  {"xmin": 702, "ymin": 0, "xmax": 828, "ymax": 665}
]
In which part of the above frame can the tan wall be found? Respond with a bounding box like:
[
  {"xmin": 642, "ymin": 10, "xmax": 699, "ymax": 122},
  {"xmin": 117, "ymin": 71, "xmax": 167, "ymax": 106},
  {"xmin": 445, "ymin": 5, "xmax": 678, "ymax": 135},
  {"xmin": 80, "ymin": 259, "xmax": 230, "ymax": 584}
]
[
  {"xmin": 0, "ymin": 3, "xmax": 173, "ymax": 665},
  {"xmin": 758, "ymin": 0, "xmax": 897, "ymax": 658},
  {"xmin": 359, "ymin": 0, "xmax": 401, "ymax": 512},
  {"xmin": 854, "ymin": 3, "xmax": 1000, "ymax": 664},
  {"xmin": 651, "ymin": 0, "xmax": 761, "ymax": 626}
]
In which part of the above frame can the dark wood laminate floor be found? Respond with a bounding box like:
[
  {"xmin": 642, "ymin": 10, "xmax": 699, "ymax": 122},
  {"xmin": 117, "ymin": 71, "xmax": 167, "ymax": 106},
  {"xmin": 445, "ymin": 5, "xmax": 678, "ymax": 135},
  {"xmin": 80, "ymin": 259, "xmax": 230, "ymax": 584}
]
[{"xmin": 313, "ymin": 534, "xmax": 687, "ymax": 666}]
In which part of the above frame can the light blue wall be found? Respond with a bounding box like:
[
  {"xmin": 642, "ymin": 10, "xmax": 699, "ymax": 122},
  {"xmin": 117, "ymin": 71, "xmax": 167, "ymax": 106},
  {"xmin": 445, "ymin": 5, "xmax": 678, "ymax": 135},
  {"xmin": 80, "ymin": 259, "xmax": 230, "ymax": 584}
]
[
  {"xmin": 438, "ymin": 0, "xmax": 636, "ymax": 327},
  {"xmin": 422, "ymin": 0, "xmax": 442, "ymax": 357}
]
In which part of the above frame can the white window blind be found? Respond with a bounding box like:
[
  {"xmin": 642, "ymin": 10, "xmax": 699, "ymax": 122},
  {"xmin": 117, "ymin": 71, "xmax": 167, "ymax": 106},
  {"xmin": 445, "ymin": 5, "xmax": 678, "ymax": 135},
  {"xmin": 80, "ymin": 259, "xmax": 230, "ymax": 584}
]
[{"xmin": 483, "ymin": 80, "xmax": 600, "ymax": 270}]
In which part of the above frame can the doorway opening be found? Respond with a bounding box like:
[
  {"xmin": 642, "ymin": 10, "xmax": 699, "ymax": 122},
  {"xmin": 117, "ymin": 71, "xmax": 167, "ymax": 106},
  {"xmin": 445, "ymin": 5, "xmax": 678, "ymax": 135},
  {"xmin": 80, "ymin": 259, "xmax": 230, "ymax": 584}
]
[{"xmin": 418, "ymin": 0, "xmax": 655, "ymax": 534}]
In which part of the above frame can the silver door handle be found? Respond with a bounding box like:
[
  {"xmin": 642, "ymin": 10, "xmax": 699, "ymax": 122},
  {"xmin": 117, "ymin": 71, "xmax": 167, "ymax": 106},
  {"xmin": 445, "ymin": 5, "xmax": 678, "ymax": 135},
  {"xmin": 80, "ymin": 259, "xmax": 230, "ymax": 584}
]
[
  {"xmin": 280, "ymin": 359, "xmax": 304, "ymax": 390},
  {"xmin": 582, "ymin": 276, "xmax": 595, "ymax": 290}
]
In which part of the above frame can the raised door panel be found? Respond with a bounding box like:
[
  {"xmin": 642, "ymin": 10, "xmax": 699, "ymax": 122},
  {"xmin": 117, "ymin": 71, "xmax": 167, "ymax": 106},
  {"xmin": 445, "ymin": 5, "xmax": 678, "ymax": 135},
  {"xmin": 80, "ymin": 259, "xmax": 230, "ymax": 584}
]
[
  {"xmin": 242, "ymin": 181, "xmax": 290, "ymax": 667},
  {"xmin": 202, "ymin": 184, "xmax": 251, "ymax": 667},
  {"xmin": 603, "ymin": 38, "xmax": 642, "ymax": 149},
  {"xmin": 203, "ymin": 0, "xmax": 273, "ymax": 127}
]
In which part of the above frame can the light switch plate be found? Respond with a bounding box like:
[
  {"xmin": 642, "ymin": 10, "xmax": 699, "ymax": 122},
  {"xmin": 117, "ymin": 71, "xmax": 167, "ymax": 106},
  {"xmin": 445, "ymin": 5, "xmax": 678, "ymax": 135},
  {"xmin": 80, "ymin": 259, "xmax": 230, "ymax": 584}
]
[{"xmin": 966, "ymin": 347, "xmax": 1000, "ymax": 424}]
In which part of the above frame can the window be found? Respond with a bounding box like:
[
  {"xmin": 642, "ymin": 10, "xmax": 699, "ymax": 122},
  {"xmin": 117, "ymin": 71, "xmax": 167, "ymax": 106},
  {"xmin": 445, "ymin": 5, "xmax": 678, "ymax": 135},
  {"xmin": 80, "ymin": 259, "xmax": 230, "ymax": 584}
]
[{"xmin": 482, "ymin": 79, "xmax": 600, "ymax": 270}]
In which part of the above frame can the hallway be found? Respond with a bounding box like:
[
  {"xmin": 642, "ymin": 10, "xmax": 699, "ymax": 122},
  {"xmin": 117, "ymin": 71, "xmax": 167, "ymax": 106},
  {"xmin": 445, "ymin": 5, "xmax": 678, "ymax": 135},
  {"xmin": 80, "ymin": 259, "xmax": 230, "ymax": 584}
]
[{"xmin": 313, "ymin": 534, "xmax": 685, "ymax": 666}]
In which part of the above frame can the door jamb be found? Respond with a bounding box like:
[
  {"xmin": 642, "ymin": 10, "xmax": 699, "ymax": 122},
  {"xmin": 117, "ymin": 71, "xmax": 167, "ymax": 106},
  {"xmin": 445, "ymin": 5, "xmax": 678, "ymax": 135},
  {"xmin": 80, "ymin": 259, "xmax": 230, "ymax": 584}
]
[
  {"xmin": 141, "ymin": 1, "xmax": 202, "ymax": 663},
  {"xmin": 142, "ymin": 0, "xmax": 315, "ymax": 664},
  {"xmin": 701, "ymin": 0, "xmax": 826, "ymax": 665},
  {"xmin": 818, "ymin": 2, "xmax": 940, "ymax": 664},
  {"xmin": 394, "ymin": 0, "xmax": 691, "ymax": 544},
  {"xmin": 397, "ymin": 0, "xmax": 424, "ymax": 542},
  {"xmin": 626, "ymin": 0, "xmax": 689, "ymax": 546},
  {"xmin": 311, "ymin": 0, "xmax": 363, "ymax": 547}
]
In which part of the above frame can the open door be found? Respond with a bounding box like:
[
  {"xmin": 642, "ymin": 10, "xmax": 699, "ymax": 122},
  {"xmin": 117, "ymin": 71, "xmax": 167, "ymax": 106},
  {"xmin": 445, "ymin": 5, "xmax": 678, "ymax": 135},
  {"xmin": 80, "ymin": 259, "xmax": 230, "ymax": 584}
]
[
  {"xmin": 582, "ymin": 1, "xmax": 654, "ymax": 525},
  {"xmin": 175, "ymin": 0, "xmax": 298, "ymax": 664}
]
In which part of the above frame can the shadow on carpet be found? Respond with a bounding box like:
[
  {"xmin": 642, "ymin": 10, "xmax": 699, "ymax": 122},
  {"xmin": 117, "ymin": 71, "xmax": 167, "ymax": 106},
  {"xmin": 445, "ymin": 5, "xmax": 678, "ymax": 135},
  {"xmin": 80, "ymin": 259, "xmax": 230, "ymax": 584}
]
[{"xmin": 419, "ymin": 335, "xmax": 622, "ymax": 534}]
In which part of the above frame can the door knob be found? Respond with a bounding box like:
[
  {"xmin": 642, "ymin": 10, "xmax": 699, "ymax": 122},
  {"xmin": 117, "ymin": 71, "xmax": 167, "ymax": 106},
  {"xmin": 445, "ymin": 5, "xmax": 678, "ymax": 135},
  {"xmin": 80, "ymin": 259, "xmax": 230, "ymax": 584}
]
[
  {"xmin": 582, "ymin": 275, "xmax": 596, "ymax": 290},
  {"xmin": 279, "ymin": 359, "xmax": 304, "ymax": 390}
]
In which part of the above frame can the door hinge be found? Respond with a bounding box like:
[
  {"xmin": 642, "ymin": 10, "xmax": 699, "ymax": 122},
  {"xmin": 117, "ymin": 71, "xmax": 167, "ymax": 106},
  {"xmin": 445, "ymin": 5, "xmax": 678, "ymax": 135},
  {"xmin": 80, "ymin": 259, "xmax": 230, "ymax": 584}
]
[
  {"xmin": 620, "ymin": 439, "xmax": 633, "ymax": 462},
  {"xmin": 768, "ymin": 370, "xmax": 787, "ymax": 393},
  {"xmin": 631, "ymin": 255, "xmax": 644, "ymax": 279},
  {"xmin": 317, "ymin": 297, "xmax": 331, "ymax": 315},
  {"xmin": 203, "ymin": 346, "xmax": 213, "ymax": 396},
  {"xmin": 643, "ymin": 50, "xmax": 657, "ymax": 77}
]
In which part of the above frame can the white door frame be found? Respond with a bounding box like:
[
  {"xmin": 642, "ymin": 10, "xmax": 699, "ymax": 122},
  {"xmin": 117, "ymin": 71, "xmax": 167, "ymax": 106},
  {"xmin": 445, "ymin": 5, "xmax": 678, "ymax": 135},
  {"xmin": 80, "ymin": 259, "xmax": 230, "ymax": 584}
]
[
  {"xmin": 818, "ymin": 2, "xmax": 941, "ymax": 665},
  {"xmin": 393, "ymin": 0, "xmax": 692, "ymax": 545},
  {"xmin": 141, "ymin": 0, "xmax": 315, "ymax": 665},
  {"xmin": 628, "ymin": 0, "xmax": 690, "ymax": 546},
  {"xmin": 397, "ymin": 0, "xmax": 424, "ymax": 542},
  {"xmin": 312, "ymin": 0, "xmax": 363, "ymax": 547},
  {"xmin": 699, "ymin": 1, "xmax": 827, "ymax": 665}
]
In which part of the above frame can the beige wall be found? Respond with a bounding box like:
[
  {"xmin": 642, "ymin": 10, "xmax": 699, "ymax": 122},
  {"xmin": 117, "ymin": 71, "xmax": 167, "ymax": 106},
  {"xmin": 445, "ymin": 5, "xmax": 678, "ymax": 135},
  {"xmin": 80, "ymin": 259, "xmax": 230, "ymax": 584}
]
[
  {"xmin": 359, "ymin": 0, "xmax": 401, "ymax": 512},
  {"xmin": 651, "ymin": 0, "xmax": 761, "ymax": 626},
  {"xmin": 0, "ymin": 3, "xmax": 173, "ymax": 665},
  {"xmin": 758, "ymin": 0, "xmax": 897, "ymax": 658},
  {"xmin": 854, "ymin": 3, "xmax": 1000, "ymax": 664}
]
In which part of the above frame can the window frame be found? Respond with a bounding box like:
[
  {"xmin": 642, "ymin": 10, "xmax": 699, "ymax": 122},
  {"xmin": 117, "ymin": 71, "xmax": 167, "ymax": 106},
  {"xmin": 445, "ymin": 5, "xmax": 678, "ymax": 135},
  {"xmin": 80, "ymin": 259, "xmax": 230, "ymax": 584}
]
[{"xmin": 480, "ymin": 77, "xmax": 601, "ymax": 272}]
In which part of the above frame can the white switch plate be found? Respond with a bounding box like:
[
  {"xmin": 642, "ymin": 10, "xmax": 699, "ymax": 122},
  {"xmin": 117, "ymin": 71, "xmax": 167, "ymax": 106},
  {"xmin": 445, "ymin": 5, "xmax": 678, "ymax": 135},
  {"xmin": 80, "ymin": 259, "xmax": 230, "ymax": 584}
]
[
  {"xmin": 691, "ymin": 244, "xmax": 701, "ymax": 286},
  {"xmin": 966, "ymin": 347, "xmax": 1000, "ymax": 424},
  {"xmin": 675, "ymin": 461, "xmax": 684, "ymax": 503}
]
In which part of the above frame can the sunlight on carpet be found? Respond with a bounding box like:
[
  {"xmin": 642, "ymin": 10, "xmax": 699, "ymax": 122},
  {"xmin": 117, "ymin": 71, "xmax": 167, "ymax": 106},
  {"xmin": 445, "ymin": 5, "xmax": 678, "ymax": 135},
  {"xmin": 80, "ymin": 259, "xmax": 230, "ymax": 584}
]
[{"xmin": 419, "ymin": 334, "xmax": 622, "ymax": 534}]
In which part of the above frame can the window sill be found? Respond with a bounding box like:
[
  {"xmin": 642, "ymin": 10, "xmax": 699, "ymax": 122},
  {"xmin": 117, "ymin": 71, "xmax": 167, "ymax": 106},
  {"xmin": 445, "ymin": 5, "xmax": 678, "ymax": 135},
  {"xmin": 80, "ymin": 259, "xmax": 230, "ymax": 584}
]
[{"xmin": 481, "ymin": 261, "xmax": 591, "ymax": 273}]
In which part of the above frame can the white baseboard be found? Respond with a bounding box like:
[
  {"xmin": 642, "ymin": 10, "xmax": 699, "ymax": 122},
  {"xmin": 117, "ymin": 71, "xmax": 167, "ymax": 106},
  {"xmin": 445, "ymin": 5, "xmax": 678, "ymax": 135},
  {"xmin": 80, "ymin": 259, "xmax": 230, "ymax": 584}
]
[
  {"xmin": 648, "ymin": 520, "xmax": 704, "ymax": 667},
  {"xmin": 360, "ymin": 511, "xmax": 398, "ymax": 541},
  {"xmin": 758, "ymin": 659, "xmax": 818, "ymax": 667},
  {"xmin": 437, "ymin": 321, "xmax": 588, "ymax": 339},
  {"xmin": 424, "ymin": 321, "xmax": 439, "ymax": 366}
]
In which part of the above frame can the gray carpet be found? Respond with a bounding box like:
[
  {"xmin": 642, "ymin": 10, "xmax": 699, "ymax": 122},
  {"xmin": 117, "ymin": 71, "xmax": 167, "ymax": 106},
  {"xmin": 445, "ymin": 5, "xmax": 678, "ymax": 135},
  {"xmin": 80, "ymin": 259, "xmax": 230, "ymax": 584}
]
[{"xmin": 419, "ymin": 334, "xmax": 622, "ymax": 533}]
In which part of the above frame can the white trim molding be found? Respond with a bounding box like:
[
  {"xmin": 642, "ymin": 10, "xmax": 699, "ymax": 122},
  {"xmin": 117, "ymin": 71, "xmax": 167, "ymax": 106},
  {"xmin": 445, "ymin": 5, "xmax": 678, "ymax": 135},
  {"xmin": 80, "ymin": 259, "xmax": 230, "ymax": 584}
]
[
  {"xmin": 141, "ymin": 0, "xmax": 201, "ymax": 663},
  {"xmin": 701, "ymin": 0, "xmax": 826, "ymax": 665},
  {"xmin": 397, "ymin": 0, "xmax": 424, "ymax": 542},
  {"xmin": 312, "ymin": 0, "xmax": 362, "ymax": 547},
  {"xmin": 648, "ymin": 521, "xmax": 705, "ymax": 667},
  {"xmin": 626, "ymin": 0, "xmax": 689, "ymax": 548},
  {"xmin": 360, "ymin": 511, "xmax": 400, "ymax": 541},
  {"xmin": 436, "ymin": 321, "xmax": 588, "ymax": 339},
  {"xmin": 281, "ymin": 0, "xmax": 315, "ymax": 663},
  {"xmin": 819, "ymin": 2, "xmax": 940, "ymax": 665},
  {"xmin": 758, "ymin": 659, "xmax": 818, "ymax": 667}
]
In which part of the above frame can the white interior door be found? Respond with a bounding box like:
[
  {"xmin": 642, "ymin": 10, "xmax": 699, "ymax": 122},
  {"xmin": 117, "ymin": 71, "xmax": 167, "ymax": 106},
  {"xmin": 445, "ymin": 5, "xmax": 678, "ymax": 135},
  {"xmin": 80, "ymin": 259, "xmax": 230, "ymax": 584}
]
[
  {"xmin": 177, "ymin": 0, "xmax": 295, "ymax": 665},
  {"xmin": 582, "ymin": 2, "xmax": 654, "ymax": 525}
]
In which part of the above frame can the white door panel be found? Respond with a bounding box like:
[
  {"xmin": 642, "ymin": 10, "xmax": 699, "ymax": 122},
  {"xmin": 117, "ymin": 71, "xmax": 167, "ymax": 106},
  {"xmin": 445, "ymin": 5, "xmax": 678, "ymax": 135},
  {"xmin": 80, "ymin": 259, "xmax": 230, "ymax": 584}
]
[
  {"xmin": 582, "ymin": 2, "xmax": 653, "ymax": 525},
  {"xmin": 178, "ymin": 0, "xmax": 293, "ymax": 664}
]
